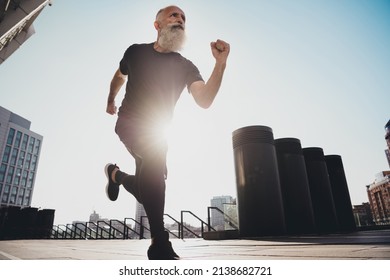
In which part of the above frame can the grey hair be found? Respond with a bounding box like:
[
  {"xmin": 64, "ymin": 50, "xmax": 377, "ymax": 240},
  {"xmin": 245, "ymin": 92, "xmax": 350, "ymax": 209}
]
[
  {"xmin": 155, "ymin": 5, "xmax": 181, "ymax": 21},
  {"xmin": 156, "ymin": 8, "xmax": 164, "ymax": 20}
]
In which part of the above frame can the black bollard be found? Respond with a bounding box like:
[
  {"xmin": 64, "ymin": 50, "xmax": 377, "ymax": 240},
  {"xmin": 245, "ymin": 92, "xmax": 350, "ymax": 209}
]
[
  {"xmin": 303, "ymin": 148, "xmax": 339, "ymax": 233},
  {"xmin": 37, "ymin": 209, "xmax": 55, "ymax": 239},
  {"xmin": 0, "ymin": 207, "xmax": 6, "ymax": 239},
  {"xmin": 20, "ymin": 207, "xmax": 38, "ymax": 239},
  {"xmin": 2, "ymin": 206, "xmax": 22, "ymax": 239},
  {"xmin": 275, "ymin": 138, "xmax": 316, "ymax": 234},
  {"xmin": 232, "ymin": 126, "xmax": 286, "ymax": 237},
  {"xmin": 325, "ymin": 155, "xmax": 356, "ymax": 232}
]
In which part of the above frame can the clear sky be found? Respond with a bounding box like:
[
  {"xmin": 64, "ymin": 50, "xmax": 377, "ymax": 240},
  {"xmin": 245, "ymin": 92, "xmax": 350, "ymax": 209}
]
[{"xmin": 1, "ymin": 0, "xmax": 389, "ymax": 226}]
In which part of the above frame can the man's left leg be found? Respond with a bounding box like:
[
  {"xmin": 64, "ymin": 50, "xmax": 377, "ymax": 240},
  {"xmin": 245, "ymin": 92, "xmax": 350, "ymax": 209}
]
[{"xmin": 131, "ymin": 141, "xmax": 179, "ymax": 260}]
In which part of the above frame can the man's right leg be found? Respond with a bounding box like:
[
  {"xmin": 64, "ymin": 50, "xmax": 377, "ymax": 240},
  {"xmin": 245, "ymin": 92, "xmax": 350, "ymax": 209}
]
[{"xmin": 108, "ymin": 117, "xmax": 144, "ymax": 203}]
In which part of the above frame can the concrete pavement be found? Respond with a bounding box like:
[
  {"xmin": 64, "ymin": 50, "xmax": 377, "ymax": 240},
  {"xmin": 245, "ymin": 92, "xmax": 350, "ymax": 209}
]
[{"xmin": 0, "ymin": 229, "xmax": 389, "ymax": 260}]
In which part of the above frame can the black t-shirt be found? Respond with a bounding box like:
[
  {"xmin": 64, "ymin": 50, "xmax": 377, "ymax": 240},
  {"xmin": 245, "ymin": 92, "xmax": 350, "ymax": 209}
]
[{"xmin": 118, "ymin": 43, "xmax": 204, "ymax": 127}]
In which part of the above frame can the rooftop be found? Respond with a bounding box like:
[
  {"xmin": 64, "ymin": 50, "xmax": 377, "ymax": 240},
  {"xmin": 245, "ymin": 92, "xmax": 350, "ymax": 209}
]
[{"xmin": 1, "ymin": 229, "xmax": 389, "ymax": 260}]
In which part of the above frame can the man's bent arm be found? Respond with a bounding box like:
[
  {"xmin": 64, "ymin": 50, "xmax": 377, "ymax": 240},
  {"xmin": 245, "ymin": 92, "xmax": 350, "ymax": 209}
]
[
  {"xmin": 190, "ymin": 40, "xmax": 230, "ymax": 109},
  {"xmin": 190, "ymin": 62, "xmax": 226, "ymax": 109},
  {"xmin": 106, "ymin": 68, "xmax": 127, "ymax": 115}
]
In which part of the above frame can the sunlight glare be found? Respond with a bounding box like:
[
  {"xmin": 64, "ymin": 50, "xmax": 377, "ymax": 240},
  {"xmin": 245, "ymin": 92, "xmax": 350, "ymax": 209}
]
[{"xmin": 161, "ymin": 121, "xmax": 173, "ymax": 143}]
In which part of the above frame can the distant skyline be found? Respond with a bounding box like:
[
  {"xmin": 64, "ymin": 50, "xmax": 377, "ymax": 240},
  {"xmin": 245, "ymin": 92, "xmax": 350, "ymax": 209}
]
[{"xmin": 1, "ymin": 0, "xmax": 389, "ymax": 225}]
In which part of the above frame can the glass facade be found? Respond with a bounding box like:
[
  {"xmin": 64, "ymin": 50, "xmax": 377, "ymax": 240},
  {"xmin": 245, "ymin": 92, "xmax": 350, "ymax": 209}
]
[{"xmin": 0, "ymin": 126, "xmax": 42, "ymax": 207}]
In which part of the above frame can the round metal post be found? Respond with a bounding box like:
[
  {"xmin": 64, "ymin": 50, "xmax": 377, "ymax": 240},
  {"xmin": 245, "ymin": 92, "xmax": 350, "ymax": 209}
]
[
  {"xmin": 232, "ymin": 125, "xmax": 286, "ymax": 237},
  {"xmin": 275, "ymin": 138, "xmax": 316, "ymax": 234},
  {"xmin": 303, "ymin": 147, "xmax": 339, "ymax": 233},
  {"xmin": 325, "ymin": 155, "xmax": 356, "ymax": 232}
]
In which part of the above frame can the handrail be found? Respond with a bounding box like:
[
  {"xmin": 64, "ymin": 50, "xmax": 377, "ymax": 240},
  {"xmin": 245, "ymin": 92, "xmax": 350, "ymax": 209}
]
[
  {"xmin": 109, "ymin": 219, "xmax": 124, "ymax": 239},
  {"xmin": 51, "ymin": 225, "xmax": 59, "ymax": 238},
  {"xmin": 52, "ymin": 225, "xmax": 63, "ymax": 239},
  {"xmin": 74, "ymin": 222, "xmax": 88, "ymax": 239},
  {"xmin": 59, "ymin": 224, "xmax": 76, "ymax": 239},
  {"xmin": 86, "ymin": 222, "xmax": 99, "ymax": 239},
  {"xmin": 50, "ymin": 208, "xmax": 223, "ymax": 240},
  {"xmin": 62, "ymin": 224, "xmax": 73, "ymax": 239},
  {"xmin": 122, "ymin": 220, "xmax": 139, "ymax": 239},
  {"xmin": 180, "ymin": 210, "xmax": 215, "ymax": 239},
  {"xmin": 163, "ymin": 214, "xmax": 181, "ymax": 239},
  {"xmin": 124, "ymin": 217, "xmax": 150, "ymax": 239},
  {"xmin": 52, "ymin": 220, "xmax": 136, "ymax": 240},
  {"xmin": 110, "ymin": 219, "xmax": 138, "ymax": 239},
  {"xmin": 207, "ymin": 206, "xmax": 239, "ymax": 231},
  {"xmin": 97, "ymin": 220, "xmax": 114, "ymax": 239}
]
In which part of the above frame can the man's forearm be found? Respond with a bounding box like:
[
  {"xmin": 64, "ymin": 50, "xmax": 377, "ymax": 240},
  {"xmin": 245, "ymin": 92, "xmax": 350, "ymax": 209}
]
[
  {"xmin": 205, "ymin": 61, "xmax": 226, "ymax": 97},
  {"xmin": 106, "ymin": 69, "xmax": 127, "ymax": 115},
  {"xmin": 191, "ymin": 39, "xmax": 230, "ymax": 109},
  {"xmin": 194, "ymin": 62, "xmax": 226, "ymax": 109},
  {"xmin": 108, "ymin": 75, "xmax": 126, "ymax": 103}
]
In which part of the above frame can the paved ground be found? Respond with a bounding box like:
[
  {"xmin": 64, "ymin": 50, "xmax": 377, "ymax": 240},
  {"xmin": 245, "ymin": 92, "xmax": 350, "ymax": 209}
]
[{"xmin": 1, "ymin": 229, "xmax": 390, "ymax": 260}]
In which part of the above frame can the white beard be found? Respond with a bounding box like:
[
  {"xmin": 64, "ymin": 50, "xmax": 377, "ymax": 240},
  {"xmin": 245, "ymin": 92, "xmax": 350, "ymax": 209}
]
[{"xmin": 157, "ymin": 24, "xmax": 186, "ymax": 52}]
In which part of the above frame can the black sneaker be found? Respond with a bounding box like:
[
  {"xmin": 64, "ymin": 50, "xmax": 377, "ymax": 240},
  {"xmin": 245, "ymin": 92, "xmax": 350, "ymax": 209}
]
[
  {"xmin": 147, "ymin": 231, "xmax": 180, "ymax": 260},
  {"xmin": 104, "ymin": 163, "xmax": 120, "ymax": 201}
]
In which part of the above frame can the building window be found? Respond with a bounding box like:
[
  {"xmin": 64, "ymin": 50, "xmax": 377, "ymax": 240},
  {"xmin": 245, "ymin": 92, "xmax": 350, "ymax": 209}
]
[
  {"xmin": 14, "ymin": 168, "xmax": 21, "ymax": 185},
  {"xmin": 2, "ymin": 185, "xmax": 10, "ymax": 203},
  {"xmin": 1, "ymin": 193, "xmax": 9, "ymax": 203},
  {"xmin": 24, "ymin": 189, "xmax": 31, "ymax": 206},
  {"xmin": 10, "ymin": 148, "xmax": 18, "ymax": 166},
  {"xmin": 0, "ymin": 164, "xmax": 6, "ymax": 182},
  {"xmin": 34, "ymin": 139, "xmax": 41, "ymax": 155},
  {"xmin": 21, "ymin": 170, "xmax": 28, "ymax": 187},
  {"xmin": 21, "ymin": 134, "xmax": 29, "ymax": 151},
  {"xmin": 25, "ymin": 153, "xmax": 32, "ymax": 170},
  {"xmin": 27, "ymin": 172, "xmax": 34, "ymax": 188},
  {"xmin": 6, "ymin": 128, "xmax": 15, "ymax": 145},
  {"xmin": 2, "ymin": 145, "xmax": 11, "ymax": 163},
  {"xmin": 31, "ymin": 155, "xmax": 37, "ymax": 171},
  {"xmin": 18, "ymin": 151, "xmax": 25, "ymax": 168},
  {"xmin": 14, "ymin": 131, "xmax": 22, "ymax": 148},
  {"xmin": 9, "ymin": 186, "xmax": 17, "ymax": 204},
  {"xmin": 4, "ymin": 185, "xmax": 10, "ymax": 194},
  {"xmin": 28, "ymin": 137, "xmax": 35, "ymax": 153},
  {"xmin": 6, "ymin": 166, "xmax": 14, "ymax": 184},
  {"xmin": 18, "ymin": 188, "xmax": 25, "ymax": 205}
]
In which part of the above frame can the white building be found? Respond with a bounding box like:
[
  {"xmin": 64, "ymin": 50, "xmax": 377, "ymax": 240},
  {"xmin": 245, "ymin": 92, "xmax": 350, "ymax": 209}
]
[
  {"xmin": 0, "ymin": 106, "xmax": 43, "ymax": 207},
  {"xmin": 210, "ymin": 195, "xmax": 238, "ymax": 231}
]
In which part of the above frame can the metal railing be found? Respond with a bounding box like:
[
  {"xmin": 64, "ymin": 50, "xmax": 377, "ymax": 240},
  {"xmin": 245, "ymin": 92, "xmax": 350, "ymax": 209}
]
[
  {"xmin": 109, "ymin": 219, "xmax": 137, "ymax": 239},
  {"xmin": 207, "ymin": 206, "xmax": 239, "ymax": 231},
  {"xmin": 164, "ymin": 213, "xmax": 181, "ymax": 239},
  {"xmin": 51, "ymin": 217, "xmax": 156, "ymax": 240},
  {"xmin": 51, "ymin": 210, "xmax": 218, "ymax": 240},
  {"xmin": 180, "ymin": 210, "xmax": 216, "ymax": 239},
  {"xmin": 124, "ymin": 218, "xmax": 147, "ymax": 239},
  {"xmin": 52, "ymin": 224, "xmax": 76, "ymax": 239},
  {"xmin": 96, "ymin": 220, "xmax": 115, "ymax": 239}
]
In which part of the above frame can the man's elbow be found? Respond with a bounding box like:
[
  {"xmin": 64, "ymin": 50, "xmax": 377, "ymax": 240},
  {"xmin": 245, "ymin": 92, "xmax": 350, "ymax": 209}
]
[
  {"xmin": 114, "ymin": 69, "xmax": 127, "ymax": 82},
  {"xmin": 195, "ymin": 98, "xmax": 213, "ymax": 109},
  {"xmin": 191, "ymin": 84, "xmax": 216, "ymax": 109}
]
